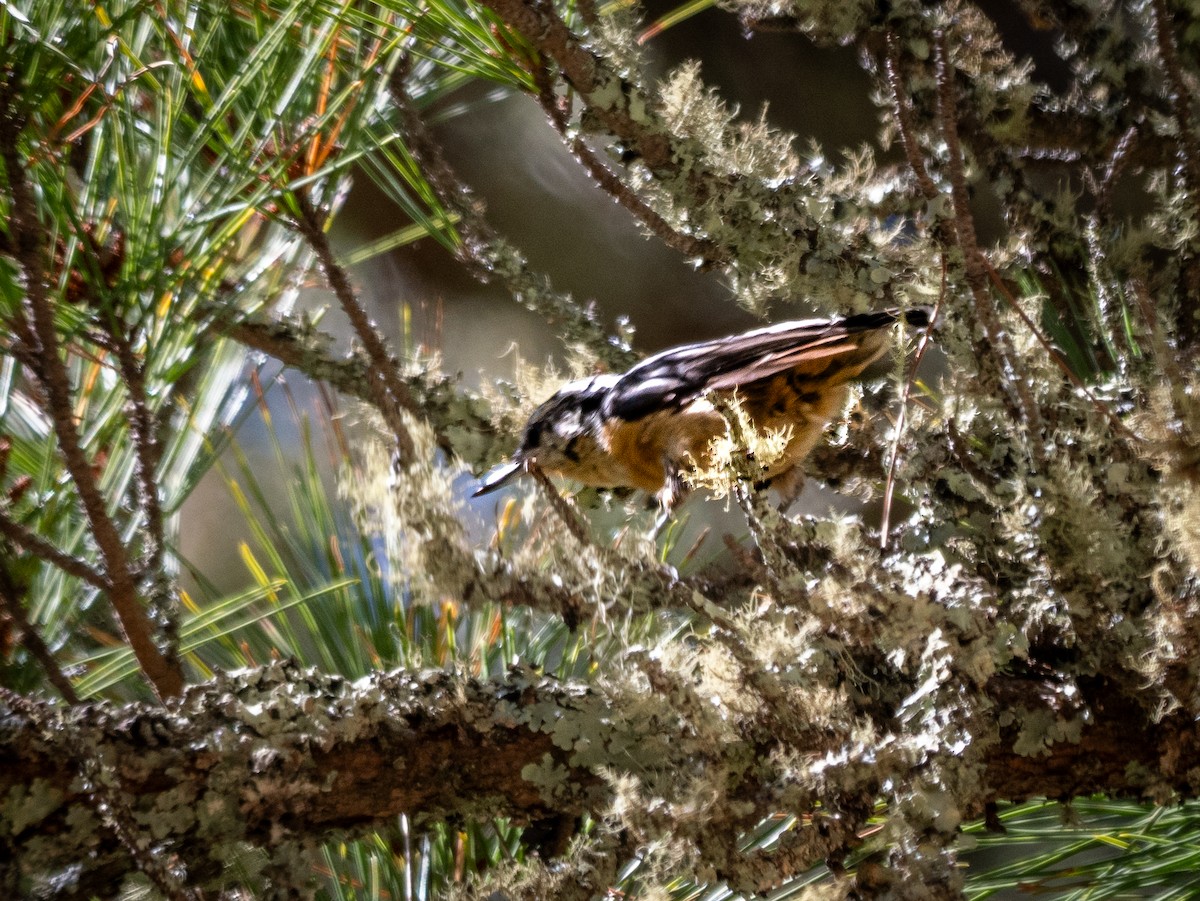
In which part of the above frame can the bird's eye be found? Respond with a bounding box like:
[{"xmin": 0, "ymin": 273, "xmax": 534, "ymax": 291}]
[{"xmin": 521, "ymin": 423, "xmax": 543, "ymax": 453}]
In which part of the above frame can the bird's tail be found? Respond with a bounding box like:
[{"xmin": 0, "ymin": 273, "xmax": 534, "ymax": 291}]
[{"xmin": 841, "ymin": 306, "xmax": 933, "ymax": 331}]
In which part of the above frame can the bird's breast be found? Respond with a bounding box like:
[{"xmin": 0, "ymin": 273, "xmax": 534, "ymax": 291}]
[
  {"xmin": 593, "ymin": 401, "xmax": 725, "ymax": 492},
  {"xmin": 544, "ymin": 376, "xmax": 852, "ymax": 493}
]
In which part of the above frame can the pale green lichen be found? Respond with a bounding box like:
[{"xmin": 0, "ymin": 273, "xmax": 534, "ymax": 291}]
[
  {"xmin": 1006, "ymin": 707, "xmax": 1087, "ymax": 758},
  {"xmin": 1, "ymin": 780, "xmax": 64, "ymax": 837}
]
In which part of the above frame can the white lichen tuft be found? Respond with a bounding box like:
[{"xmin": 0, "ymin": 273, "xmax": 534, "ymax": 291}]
[{"xmin": 347, "ymin": 416, "xmax": 474, "ymax": 607}]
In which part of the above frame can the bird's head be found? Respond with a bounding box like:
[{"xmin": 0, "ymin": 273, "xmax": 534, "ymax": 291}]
[{"xmin": 473, "ymin": 374, "xmax": 618, "ymax": 497}]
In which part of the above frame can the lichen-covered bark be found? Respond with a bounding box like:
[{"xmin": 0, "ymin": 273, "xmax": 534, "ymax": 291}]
[
  {"xmin": 1, "ymin": 664, "xmax": 601, "ymax": 899},
  {"xmin": 5, "ymin": 663, "xmax": 1200, "ymax": 899}
]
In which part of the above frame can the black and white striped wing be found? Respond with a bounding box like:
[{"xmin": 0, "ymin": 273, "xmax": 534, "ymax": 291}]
[{"xmin": 605, "ymin": 309, "xmax": 916, "ymax": 422}]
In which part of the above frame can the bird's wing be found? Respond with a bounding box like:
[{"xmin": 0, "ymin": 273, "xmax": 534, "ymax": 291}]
[{"xmin": 606, "ymin": 309, "xmax": 918, "ymax": 422}]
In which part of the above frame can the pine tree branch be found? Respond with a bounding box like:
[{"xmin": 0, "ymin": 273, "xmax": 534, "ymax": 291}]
[
  {"xmin": 932, "ymin": 32, "xmax": 1045, "ymax": 466},
  {"xmin": 0, "ymin": 686, "xmax": 205, "ymax": 901},
  {"xmin": 528, "ymin": 61, "xmax": 728, "ymax": 267},
  {"xmin": 214, "ymin": 314, "xmax": 507, "ymax": 469},
  {"xmin": 107, "ymin": 311, "xmax": 181, "ymax": 679},
  {"xmin": 0, "ymin": 94, "xmax": 183, "ymax": 702},
  {"xmin": 388, "ymin": 84, "xmax": 635, "ymax": 368},
  {"xmin": 4, "ymin": 664, "xmax": 1199, "ymax": 899},
  {"xmin": 1147, "ymin": 0, "xmax": 1200, "ymax": 345}
]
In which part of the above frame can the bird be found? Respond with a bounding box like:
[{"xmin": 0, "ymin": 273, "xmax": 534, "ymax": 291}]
[{"xmin": 474, "ymin": 308, "xmax": 928, "ymax": 508}]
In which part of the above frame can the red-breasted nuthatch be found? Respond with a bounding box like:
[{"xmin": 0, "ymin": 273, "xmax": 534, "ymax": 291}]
[{"xmin": 475, "ymin": 308, "xmax": 928, "ymax": 506}]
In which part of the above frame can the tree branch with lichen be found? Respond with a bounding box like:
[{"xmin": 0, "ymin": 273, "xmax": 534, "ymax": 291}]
[{"xmin": 5, "ymin": 663, "xmax": 1200, "ymax": 899}]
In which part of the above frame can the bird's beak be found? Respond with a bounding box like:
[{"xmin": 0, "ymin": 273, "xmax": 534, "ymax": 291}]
[{"xmin": 472, "ymin": 459, "xmax": 525, "ymax": 497}]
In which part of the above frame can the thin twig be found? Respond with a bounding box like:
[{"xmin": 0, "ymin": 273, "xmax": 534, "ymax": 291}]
[
  {"xmin": 478, "ymin": 0, "xmax": 675, "ymax": 174},
  {"xmin": 932, "ymin": 32, "xmax": 1047, "ymax": 467},
  {"xmin": 108, "ymin": 311, "xmax": 180, "ymax": 673},
  {"xmin": 0, "ymin": 88, "xmax": 40, "ymax": 358},
  {"xmin": 884, "ymin": 35, "xmax": 944, "ymax": 210},
  {"xmin": 880, "ymin": 286, "xmax": 942, "ymax": 548},
  {"xmin": 388, "ymin": 82, "xmax": 635, "ymax": 368},
  {"xmin": 0, "ymin": 511, "xmax": 112, "ymax": 591},
  {"xmin": 291, "ymin": 192, "xmax": 418, "ymax": 460},
  {"xmin": 1131, "ymin": 279, "xmax": 1188, "ymax": 404},
  {"xmin": 1148, "ymin": 0, "xmax": 1200, "ymax": 202},
  {"xmin": 1131, "ymin": 279, "xmax": 1200, "ymax": 481},
  {"xmin": 480, "ymin": 0, "xmax": 845, "ymax": 307},
  {"xmin": 1148, "ymin": 0, "xmax": 1200, "ymax": 339},
  {"xmin": 531, "ymin": 64, "xmax": 727, "ymax": 268},
  {"xmin": 0, "ymin": 567, "xmax": 80, "ymax": 703},
  {"xmin": 1094, "ymin": 124, "xmax": 1140, "ymax": 223},
  {"xmin": 983, "ymin": 261, "xmax": 1142, "ymax": 444},
  {"xmin": 1085, "ymin": 125, "xmax": 1140, "ymax": 352},
  {"xmin": 0, "ymin": 100, "xmax": 184, "ymax": 700},
  {"xmin": 932, "ymin": 35, "xmax": 989, "ymax": 299},
  {"xmin": 946, "ymin": 417, "xmax": 994, "ymax": 489},
  {"xmin": 528, "ymin": 462, "xmax": 596, "ymax": 549},
  {"xmin": 896, "ymin": 33, "xmax": 1122, "ymax": 462},
  {"xmin": 570, "ymin": 133, "xmax": 724, "ymax": 266},
  {"xmin": 731, "ymin": 482, "xmax": 786, "ymax": 589},
  {"xmin": 526, "ymin": 465, "xmax": 746, "ymax": 640},
  {"xmin": 214, "ymin": 314, "xmax": 504, "ymax": 467}
]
